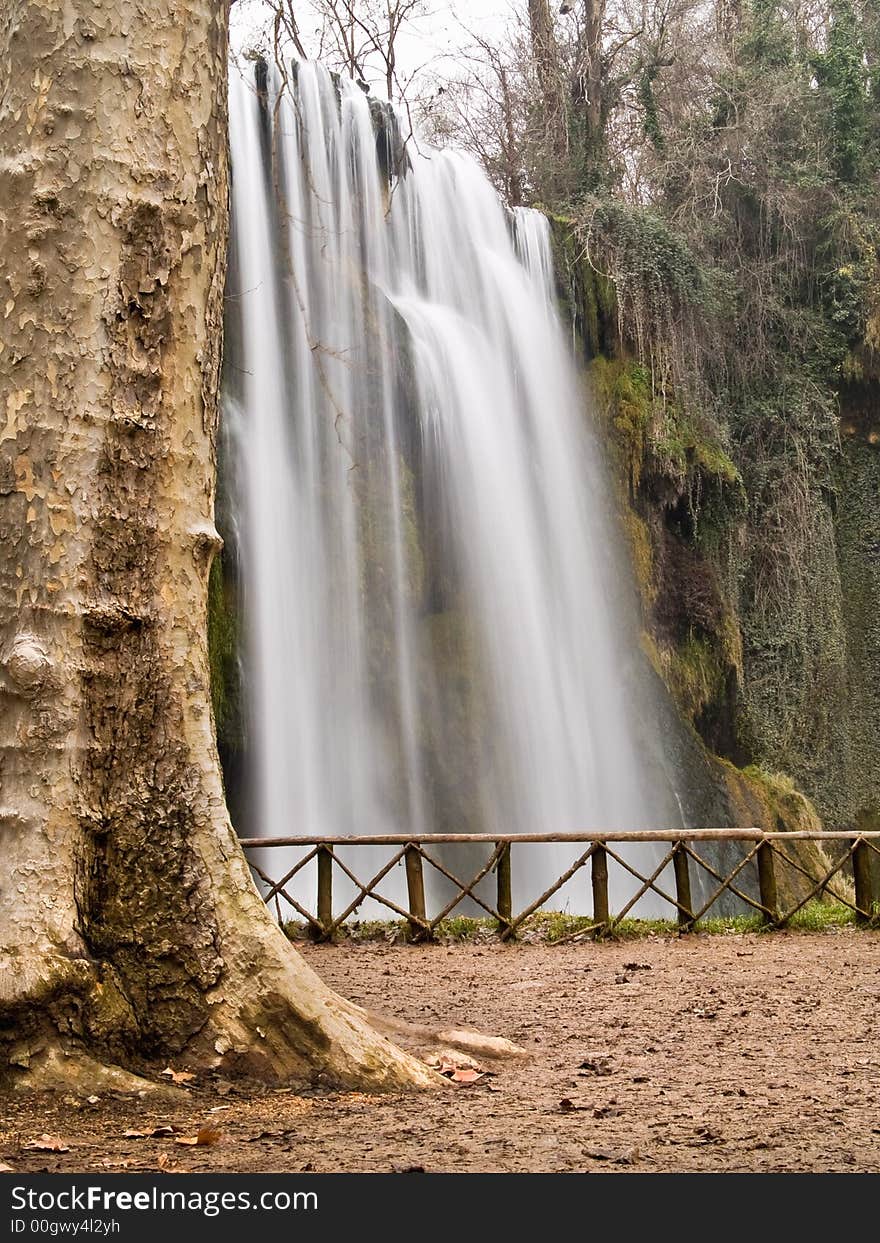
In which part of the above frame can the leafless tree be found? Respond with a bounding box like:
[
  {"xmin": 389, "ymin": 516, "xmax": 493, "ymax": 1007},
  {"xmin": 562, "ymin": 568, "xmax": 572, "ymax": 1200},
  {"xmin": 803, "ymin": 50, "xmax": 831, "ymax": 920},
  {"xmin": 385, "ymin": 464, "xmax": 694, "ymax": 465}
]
[{"xmin": 254, "ymin": 0, "xmax": 432, "ymax": 100}]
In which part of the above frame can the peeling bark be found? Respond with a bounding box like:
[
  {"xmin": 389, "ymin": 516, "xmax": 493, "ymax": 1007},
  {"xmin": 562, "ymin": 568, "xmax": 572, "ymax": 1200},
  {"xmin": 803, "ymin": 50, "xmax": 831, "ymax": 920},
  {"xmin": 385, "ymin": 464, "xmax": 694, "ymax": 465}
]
[{"xmin": 0, "ymin": 0, "xmax": 437, "ymax": 1093}]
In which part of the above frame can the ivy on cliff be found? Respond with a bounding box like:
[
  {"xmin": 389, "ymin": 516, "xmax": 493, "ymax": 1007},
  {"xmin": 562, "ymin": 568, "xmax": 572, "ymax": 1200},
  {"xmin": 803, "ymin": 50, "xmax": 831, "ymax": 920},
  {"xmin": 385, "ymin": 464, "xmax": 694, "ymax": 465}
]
[{"xmin": 545, "ymin": 0, "xmax": 880, "ymax": 827}]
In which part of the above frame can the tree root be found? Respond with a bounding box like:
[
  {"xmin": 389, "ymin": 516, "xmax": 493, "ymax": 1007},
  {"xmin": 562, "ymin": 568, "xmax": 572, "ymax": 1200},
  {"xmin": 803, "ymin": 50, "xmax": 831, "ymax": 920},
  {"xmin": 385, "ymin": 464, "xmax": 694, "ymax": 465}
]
[
  {"xmin": 357, "ymin": 1007, "xmax": 529, "ymax": 1066},
  {"xmin": 7, "ymin": 1048, "xmax": 182, "ymax": 1102},
  {"xmin": 1, "ymin": 934, "xmax": 524, "ymax": 1096}
]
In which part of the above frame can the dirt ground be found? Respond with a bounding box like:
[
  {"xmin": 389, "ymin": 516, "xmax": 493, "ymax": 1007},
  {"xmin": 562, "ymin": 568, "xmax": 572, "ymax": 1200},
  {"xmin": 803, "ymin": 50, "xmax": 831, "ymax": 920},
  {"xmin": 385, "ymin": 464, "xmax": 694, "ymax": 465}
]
[{"xmin": 3, "ymin": 928, "xmax": 880, "ymax": 1174}]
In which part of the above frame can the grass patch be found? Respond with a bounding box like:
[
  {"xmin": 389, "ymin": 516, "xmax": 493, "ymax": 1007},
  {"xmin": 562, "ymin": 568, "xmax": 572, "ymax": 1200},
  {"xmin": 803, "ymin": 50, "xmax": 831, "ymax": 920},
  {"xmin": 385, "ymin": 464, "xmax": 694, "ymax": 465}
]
[
  {"xmin": 282, "ymin": 899, "xmax": 862, "ymax": 944},
  {"xmin": 785, "ymin": 898, "xmax": 857, "ymax": 930}
]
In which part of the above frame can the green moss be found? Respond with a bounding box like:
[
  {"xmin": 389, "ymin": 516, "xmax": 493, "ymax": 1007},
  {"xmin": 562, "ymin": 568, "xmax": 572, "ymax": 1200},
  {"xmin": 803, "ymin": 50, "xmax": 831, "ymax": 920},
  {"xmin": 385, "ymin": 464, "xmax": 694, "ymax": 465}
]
[
  {"xmin": 671, "ymin": 633, "xmax": 728, "ymax": 720},
  {"xmin": 547, "ymin": 211, "xmax": 617, "ymax": 357},
  {"xmin": 591, "ymin": 356, "xmax": 652, "ymax": 491},
  {"xmin": 622, "ymin": 510, "xmax": 656, "ymax": 609},
  {"xmin": 651, "ymin": 409, "xmax": 742, "ymax": 490},
  {"xmin": 723, "ymin": 762, "xmax": 825, "ymax": 835},
  {"xmin": 207, "ymin": 552, "xmax": 241, "ymax": 740},
  {"xmin": 716, "ymin": 760, "xmax": 856, "ymax": 909},
  {"xmin": 642, "ymin": 629, "xmax": 732, "ymax": 726}
]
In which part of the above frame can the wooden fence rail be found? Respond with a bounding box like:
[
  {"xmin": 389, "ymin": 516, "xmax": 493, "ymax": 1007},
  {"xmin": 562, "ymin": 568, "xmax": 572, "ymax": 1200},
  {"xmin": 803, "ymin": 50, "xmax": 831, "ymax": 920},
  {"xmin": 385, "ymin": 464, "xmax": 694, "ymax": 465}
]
[{"xmin": 240, "ymin": 831, "xmax": 880, "ymax": 942}]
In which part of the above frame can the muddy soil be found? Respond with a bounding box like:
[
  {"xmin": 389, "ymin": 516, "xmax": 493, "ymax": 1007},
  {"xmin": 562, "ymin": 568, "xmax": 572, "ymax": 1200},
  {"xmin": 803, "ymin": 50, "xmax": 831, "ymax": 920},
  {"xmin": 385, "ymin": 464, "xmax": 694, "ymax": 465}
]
[{"xmin": 3, "ymin": 929, "xmax": 879, "ymax": 1174}]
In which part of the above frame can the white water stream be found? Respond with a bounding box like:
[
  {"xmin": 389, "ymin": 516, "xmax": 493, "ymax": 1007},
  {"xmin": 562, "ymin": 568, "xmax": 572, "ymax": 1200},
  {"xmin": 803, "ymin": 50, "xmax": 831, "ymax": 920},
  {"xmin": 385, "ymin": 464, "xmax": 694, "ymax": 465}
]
[{"xmin": 225, "ymin": 60, "xmax": 677, "ymax": 920}]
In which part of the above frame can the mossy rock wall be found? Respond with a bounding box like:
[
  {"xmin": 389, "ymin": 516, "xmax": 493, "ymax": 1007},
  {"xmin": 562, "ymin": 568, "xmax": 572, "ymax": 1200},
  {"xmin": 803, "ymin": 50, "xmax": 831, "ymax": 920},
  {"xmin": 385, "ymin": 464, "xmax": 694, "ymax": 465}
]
[
  {"xmin": 834, "ymin": 389, "xmax": 880, "ymax": 834},
  {"xmin": 550, "ymin": 214, "xmax": 880, "ymax": 853}
]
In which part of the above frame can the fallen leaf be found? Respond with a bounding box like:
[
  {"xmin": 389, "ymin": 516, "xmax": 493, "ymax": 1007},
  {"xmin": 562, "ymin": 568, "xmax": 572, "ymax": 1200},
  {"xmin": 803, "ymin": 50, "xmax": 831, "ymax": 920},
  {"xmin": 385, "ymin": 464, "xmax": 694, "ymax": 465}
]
[
  {"xmin": 157, "ymin": 1153, "xmax": 171, "ymax": 1170},
  {"xmin": 149, "ymin": 1126, "xmax": 177, "ymax": 1139},
  {"xmin": 175, "ymin": 1125, "xmax": 222, "ymax": 1148},
  {"xmin": 0, "ymin": 1162, "xmax": 14, "ymax": 1172},
  {"xmin": 24, "ymin": 1136, "xmax": 69, "ymax": 1153},
  {"xmin": 431, "ymin": 1059, "xmax": 489, "ymax": 1084},
  {"xmin": 161, "ymin": 1067, "xmax": 196, "ymax": 1085},
  {"xmin": 451, "ymin": 1068, "xmax": 484, "ymax": 1084}
]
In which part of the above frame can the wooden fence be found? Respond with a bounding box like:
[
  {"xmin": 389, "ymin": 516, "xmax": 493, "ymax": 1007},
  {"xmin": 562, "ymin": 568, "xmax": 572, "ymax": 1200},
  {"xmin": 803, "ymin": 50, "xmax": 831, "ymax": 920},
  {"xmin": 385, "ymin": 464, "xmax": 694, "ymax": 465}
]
[{"xmin": 240, "ymin": 830, "xmax": 880, "ymax": 942}]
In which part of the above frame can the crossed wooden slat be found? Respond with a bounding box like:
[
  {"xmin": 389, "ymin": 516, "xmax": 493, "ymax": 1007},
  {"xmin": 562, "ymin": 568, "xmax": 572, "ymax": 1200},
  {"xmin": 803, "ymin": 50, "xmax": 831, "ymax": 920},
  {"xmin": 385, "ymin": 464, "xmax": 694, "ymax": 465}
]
[{"xmin": 245, "ymin": 831, "xmax": 880, "ymax": 938}]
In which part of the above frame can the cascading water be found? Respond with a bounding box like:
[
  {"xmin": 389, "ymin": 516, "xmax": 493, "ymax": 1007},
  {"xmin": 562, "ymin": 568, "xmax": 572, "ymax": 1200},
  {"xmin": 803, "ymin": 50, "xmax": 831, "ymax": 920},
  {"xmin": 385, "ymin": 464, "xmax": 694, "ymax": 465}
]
[{"xmin": 224, "ymin": 59, "xmax": 679, "ymax": 919}]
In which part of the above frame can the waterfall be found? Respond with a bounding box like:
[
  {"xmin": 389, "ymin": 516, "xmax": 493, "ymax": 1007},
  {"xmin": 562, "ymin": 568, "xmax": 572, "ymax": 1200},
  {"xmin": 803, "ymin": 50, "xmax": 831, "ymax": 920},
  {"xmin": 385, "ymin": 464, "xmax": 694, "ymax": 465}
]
[{"xmin": 224, "ymin": 60, "xmax": 677, "ymax": 920}]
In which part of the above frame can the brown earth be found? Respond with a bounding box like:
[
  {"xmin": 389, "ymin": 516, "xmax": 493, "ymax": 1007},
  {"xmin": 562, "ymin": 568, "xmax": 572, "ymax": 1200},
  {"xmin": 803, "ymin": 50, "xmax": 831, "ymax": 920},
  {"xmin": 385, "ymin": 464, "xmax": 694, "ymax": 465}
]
[{"xmin": 3, "ymin": 929, "xmax": 880, "ymax": 1174}]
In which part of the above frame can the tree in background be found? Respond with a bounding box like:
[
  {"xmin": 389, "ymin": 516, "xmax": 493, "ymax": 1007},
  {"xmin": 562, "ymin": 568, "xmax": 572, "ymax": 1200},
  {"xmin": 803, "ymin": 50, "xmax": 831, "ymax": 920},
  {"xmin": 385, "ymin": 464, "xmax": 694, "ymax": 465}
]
[{"xmin": 248, "ymin": 0, "xmax": 431, "ymax": 100}]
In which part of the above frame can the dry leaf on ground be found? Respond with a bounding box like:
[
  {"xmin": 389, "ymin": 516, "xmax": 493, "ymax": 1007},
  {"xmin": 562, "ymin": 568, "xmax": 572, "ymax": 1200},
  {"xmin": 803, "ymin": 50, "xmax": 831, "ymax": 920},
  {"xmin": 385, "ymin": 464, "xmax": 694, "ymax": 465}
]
[
  {"xmin": 24, "ymin": 1136, "xmax": 69, "ymax": 1153},
  {"xmin": 175, "ymin": 1125, "xmax": 222, "ymax": 1147},
  {"xmin": 450, "ymin": 1068, "xmax": 485, "ymax": 1084},
  {"xmin": 161, "ymin": 1067, "xmax": 196, "ymax": 1085},
  {"xmin": 429, "ymin": 1058, "xmax": 489, "ymax": 1084}
]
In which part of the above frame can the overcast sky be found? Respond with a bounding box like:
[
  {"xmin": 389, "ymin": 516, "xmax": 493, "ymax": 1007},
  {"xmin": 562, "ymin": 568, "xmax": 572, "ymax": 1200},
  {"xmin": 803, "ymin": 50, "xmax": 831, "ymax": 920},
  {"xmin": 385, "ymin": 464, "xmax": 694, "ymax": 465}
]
[{"xmin": 230, "ymin": 0, "xmax": 516, "ymax": 94}]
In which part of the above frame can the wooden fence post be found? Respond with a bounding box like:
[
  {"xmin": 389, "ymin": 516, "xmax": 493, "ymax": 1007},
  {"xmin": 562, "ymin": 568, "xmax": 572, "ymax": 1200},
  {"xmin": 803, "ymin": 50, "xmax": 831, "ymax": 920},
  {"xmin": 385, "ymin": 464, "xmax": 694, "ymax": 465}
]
[
  {"xmin": 405, "ymin": 845, "xmax": 428, "ymax": 940},
  {"xmin": 757, "ymin": 840, "xmax": 778, "ymax": 925},
  {"xmin": 853, "ymin": 839, "xmax": 876, "ymax": 925},
  {"xmin": 591, "ymin": 843, "xmax": 609, "ymax": 934},
  {"xmin": 315, "ymin": 845, "xmax": 333, "ymax": 941},
  {"xmin": 496, "ymin": 842, "xmax": 512, "ymax": 936},
  {"xmin": 673, "ymin": 842, "xmax": 694, "ymax": 931}
]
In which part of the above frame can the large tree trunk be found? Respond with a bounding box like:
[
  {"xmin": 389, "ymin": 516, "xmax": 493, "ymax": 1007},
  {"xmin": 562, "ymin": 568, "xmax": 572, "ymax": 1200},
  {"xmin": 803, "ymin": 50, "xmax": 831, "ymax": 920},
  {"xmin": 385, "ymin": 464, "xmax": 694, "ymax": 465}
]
[
  {"xmin": 527, "ymin": 0, "xmax": 569, "ymax": 180},
  {"xmin": 575, "ymin": 0, "xmax": 607, "ymax": 185},
  {"xmin": 0, "ymin": 0, "xmax": 436, "ymax": 1093}
]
